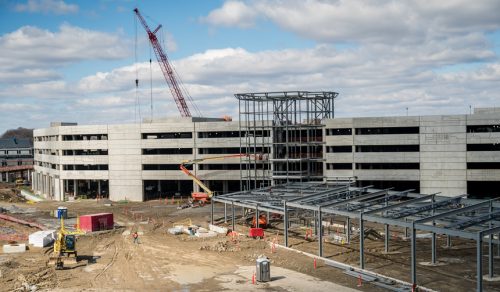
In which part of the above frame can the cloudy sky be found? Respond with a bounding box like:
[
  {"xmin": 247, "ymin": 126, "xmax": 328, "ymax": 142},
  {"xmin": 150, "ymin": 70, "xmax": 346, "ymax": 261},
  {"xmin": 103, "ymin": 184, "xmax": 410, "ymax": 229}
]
[{"xmin": 0, "ymin": 0, "xmax": 499, "ymax": 134}]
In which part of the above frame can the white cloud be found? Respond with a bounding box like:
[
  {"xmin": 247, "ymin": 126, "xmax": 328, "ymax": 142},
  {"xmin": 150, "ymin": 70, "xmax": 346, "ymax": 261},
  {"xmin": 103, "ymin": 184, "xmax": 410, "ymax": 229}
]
[
  {"xmin": 60, "ymin": 43, "xmax": 499, "ymax": 122},
  {"xmin": 203, "ymin": 0, "xmax": 500, "ymax": 44},
  {"xmin": 0, "ymin": 24, "xmax": 130, "ymax": 83},
  {"xmin": 15, "ymin": 0, "xmax": 79, "ymax": 15},
  {"xmin": 0, "ymin": 103, "xmax": 41, "ymax": 111},
  {"xmin": 201, "ymin": 1, "xmax": 258, "ymax": 28}
]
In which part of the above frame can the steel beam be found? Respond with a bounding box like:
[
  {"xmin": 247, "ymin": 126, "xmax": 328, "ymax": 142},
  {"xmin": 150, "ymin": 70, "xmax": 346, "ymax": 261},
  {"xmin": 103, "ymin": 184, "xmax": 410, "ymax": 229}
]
[
  {"xmin": 319, "ymin": 189, "xmax": 390, "ymax": 208},
  {"xmin": 364, "ymin": 194, "xmax": 436, "ymax": 215},
  {"xmin": 346, "ymin": 189, "xmax": 410, "ymax": 211},
  {"xmin": 390, "ymin": 195, "xmax": 463, "ymax": 219},
  {"xmin": 448, "ymin": 210, "xmax": 500, "ymax": 230},
  {"xmin": 414, "ymin": 198, "xmax": 496, "ymax": 224}
]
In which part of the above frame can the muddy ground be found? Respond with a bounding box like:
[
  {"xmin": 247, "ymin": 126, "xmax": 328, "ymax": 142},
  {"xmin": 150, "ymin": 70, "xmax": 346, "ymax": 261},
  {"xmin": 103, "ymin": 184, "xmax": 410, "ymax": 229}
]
[{"xmin": 1, "ymin": 188, "xmax": 500, "ymax": 291}]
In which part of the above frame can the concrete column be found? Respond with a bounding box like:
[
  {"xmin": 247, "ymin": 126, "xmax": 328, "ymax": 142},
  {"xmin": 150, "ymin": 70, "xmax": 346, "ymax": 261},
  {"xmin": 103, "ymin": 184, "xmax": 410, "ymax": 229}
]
[
  {"xmin": 43, "ymin": 175, "xmax": 47, "ymax": 196},
  {"xmin": 74, "ymin": 179, "xmax": 78, "ymax": 197},
  {"xmin": 5, "ymin": 172, "xmax": 9, "ymax": 183}
]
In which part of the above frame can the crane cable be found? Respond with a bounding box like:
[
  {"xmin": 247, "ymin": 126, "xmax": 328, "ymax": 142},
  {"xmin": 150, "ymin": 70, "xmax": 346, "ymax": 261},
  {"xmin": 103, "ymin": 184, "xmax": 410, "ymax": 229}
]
[{"xmin": 134, "ymin": 12, "xmax": 141, "ymax": 123}]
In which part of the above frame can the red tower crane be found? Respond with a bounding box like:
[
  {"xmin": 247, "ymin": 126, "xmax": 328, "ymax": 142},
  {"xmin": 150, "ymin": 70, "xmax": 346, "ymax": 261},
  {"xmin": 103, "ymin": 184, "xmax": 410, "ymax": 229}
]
[{"xmin": 134, "ymin": 8, "xmax": 191, "ymax": 117}]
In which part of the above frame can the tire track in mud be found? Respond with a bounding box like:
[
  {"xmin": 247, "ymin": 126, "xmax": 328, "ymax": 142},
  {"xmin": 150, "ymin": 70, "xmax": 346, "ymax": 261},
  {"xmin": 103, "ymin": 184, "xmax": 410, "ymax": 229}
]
[{"xmin": 92, "ymin": 239, "xmax": 118, "ymax": 287}]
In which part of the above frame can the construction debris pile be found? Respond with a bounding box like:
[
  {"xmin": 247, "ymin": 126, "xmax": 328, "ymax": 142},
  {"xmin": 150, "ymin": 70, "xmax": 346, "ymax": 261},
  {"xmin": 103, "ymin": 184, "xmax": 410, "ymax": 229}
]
[{"xmin": 0, "ymin": 188, "xmax": 25, "ymax": 203}]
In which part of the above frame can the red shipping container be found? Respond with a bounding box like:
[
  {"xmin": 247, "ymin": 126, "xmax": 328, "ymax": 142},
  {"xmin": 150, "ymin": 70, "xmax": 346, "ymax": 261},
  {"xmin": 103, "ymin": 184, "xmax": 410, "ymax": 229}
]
[{"xmin": 79, "ymin": 213, "xmax": 114, "ymax": 232}]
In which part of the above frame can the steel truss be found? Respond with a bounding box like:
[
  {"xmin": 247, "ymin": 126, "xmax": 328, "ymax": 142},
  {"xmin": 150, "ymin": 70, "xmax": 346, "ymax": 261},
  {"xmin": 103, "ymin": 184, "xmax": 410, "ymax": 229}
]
[{"xmin": 212, "ymin": 181, "xmax": 500, "ymax": 291}]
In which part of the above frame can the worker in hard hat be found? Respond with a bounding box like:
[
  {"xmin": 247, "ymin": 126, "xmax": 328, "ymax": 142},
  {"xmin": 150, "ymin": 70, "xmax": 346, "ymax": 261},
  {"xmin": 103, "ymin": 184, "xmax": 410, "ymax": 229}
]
[{"xmin": 132, "ymin": 231, "xmax": 139, "ymax": 244}]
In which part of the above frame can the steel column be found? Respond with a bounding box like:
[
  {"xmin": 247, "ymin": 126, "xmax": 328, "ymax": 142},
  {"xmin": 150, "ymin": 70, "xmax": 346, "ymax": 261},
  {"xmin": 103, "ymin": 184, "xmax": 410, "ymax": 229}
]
[
  {"xmin": 405, "ymin": 218, "xmax": 409, "ymax": 238},
  {"xmin": 431, "ymin": 197, "xmax": 436, "ymax": 264},
  {"xmin": 319, "ymin": 207, "xmax": 323, "ymax": 257},
  {"xmin": 489, "ymin": 232, "xmax": 493, "ymax": 278},
  {"xmin": 498, "ymin": 233, "xmax": 500, "ymax": 257},
  {"xmin": 313, "ymin": 210, "xmax": 317, "ymax": 235},
  {"xmin": 284, "ymin": 201, "xmax": 289, "ymax": 247},
  {"xmin": 346, "ymin": 217, "xmax": 351, "ymax": 244},
  {"xmin": 360, "ymin": 215, "xmax": 365, "ymax": 269},
  {"xmin": 256, "ymin": 204, "xmax": 260, "ymax": 228},
  {"xmin": 211, "ymin": 199, "xmax": 214, "ymax": 225},
  {"xmin": 384, "ymin": 224, "xmax": 389, "ymax": 253},
  {"xmin": 432, "ymin": 233, "xmax": 437, "ymax": 264},
  {"xmin": 477, "ymin": 233, "xmax": 483, "ymax": 292},
  {"xmin": 447, "ymin": 235, "xmax": 451, "ymax": 248},
  {"xmin": 231, "ymin": 202, "xmax": 235, "ymax": 231},
  {"xmin": 489, "ymin": 202, "xmax": 494, "ymax": 279},
  {"xmin": 411, "ymin": 226, "xmax": 417, "ymax": 285}
]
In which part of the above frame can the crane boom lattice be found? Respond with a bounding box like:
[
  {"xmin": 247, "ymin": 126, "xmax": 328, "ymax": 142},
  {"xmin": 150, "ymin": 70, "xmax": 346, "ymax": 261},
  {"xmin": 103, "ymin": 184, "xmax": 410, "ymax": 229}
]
[{"xmin": 134, "ymin": 8, "xmax": 191, "ymax": 117}]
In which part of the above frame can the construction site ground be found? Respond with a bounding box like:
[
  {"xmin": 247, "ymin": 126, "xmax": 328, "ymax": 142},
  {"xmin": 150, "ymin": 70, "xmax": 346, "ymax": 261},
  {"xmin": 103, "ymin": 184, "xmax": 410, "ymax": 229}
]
[{"xmin": 1, "ymin": 188, "xmax": 499, "ymax": 291}]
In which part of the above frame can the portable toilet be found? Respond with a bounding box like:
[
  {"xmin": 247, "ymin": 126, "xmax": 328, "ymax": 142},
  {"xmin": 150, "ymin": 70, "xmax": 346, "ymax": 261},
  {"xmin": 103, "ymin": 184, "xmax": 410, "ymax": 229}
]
[
  {"xmin": 57, "ymin": 207, "xmax": 68, "ymax": 219},
  {"xmin": 256, "ymin": 256, "xmax": 271, "ymax": 282}
]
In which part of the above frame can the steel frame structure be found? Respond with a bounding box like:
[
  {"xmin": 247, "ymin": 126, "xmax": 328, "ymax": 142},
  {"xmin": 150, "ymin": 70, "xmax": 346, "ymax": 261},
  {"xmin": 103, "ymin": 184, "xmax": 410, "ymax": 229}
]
[
  {"xmin": 212, "ymin": 182, "xmax": 500, "ymax": 291},
  {"xmin": 236, "ymin": 91, "xmax": 338, "ymax": 190}
]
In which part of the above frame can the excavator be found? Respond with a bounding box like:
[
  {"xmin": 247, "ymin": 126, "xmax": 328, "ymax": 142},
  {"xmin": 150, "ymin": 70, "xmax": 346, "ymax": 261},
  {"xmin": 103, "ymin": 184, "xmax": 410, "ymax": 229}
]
[
  {"xmin": 179, "ymin": 153, "xmax": 264, "ymax": 206},
  {"xmin": 48, "ymin": 217, "xmax": 84, "ymax": 270}
]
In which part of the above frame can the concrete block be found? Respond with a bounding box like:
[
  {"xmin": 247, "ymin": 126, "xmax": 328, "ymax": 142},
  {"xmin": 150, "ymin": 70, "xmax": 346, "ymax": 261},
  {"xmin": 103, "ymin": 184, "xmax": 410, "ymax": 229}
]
[
  {"xmin": 29, "ymin": 230, "xmax": 56, "ymax": 247},
  {"xmin": 195, "ymin": 231, "xmax": 218, "ymax": 238},
  {"xmin": 209, "ymin": 224, "xmax": 228, "ymax": 234},
  {"xmin": 3, "ymin": 244, "xmax": 26, "ymax": 253}
]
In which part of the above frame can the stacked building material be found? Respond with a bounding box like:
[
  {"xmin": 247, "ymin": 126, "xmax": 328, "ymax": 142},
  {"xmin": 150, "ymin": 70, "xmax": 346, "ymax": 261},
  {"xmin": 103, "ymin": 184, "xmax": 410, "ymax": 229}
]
[{"xmin": 28, "ymin": 230, "xmax": 56, "ymax": 247}]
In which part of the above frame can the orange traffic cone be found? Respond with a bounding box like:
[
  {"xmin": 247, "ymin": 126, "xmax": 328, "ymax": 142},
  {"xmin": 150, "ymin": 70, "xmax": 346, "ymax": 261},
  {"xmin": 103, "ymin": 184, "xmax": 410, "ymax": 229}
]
[{"xmin": 357, "ymin": 275, "xmax": 362, "ymax": 287}]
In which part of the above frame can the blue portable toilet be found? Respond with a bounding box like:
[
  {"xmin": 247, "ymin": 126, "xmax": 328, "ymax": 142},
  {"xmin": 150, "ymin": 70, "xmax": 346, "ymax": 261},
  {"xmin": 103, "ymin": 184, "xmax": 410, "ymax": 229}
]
[{"xmin": 57, "ymin": 207, "xmax": 68, "ymax": 219}]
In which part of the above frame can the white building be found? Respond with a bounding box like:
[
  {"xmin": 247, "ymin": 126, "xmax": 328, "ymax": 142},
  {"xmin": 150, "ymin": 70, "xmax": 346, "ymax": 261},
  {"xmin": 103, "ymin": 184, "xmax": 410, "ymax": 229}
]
[{"xmin": 33, "ymin": 108, "xmax": 500, "ymax": 201}]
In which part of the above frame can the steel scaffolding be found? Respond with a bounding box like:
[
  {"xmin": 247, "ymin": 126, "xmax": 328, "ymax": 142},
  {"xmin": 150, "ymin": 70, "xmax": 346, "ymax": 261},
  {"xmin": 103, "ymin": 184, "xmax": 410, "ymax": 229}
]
[{"xmin": 235, "ymin": 91, "xmax": 338, "ymax": 190}]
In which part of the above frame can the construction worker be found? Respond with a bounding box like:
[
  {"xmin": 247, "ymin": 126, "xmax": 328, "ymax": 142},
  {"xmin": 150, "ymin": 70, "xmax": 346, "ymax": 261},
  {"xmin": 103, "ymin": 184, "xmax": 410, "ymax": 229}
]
[{"xmin": 132, "ymin": 231, "xmax": 139, "ymax": 244}]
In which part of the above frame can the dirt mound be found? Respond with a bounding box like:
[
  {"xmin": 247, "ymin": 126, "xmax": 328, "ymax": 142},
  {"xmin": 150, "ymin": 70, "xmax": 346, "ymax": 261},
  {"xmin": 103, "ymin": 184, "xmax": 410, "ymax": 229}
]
[
  {"xmin": 200, "ymin": 240, "xmax": 240, "ymax": 252},
  {"xmin": 0, "ymin": 188, "xmax": 26, "ymax": 203},
  {"xmin": 0, "ymin": 259, "xmax": 56, "ymax": 291}
]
